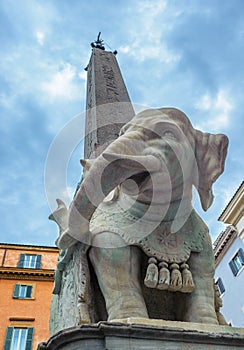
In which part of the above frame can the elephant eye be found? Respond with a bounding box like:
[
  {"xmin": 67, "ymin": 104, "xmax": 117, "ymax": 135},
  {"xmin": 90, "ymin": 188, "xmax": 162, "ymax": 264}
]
[{"xmin": 162, "ymin": 131, "xmax": 178, "ymax": 140}]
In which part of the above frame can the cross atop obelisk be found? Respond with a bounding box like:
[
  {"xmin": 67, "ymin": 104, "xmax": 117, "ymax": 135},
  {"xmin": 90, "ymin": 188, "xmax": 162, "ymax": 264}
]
[{"xmin": 84, "ymin": 33, "xmax": 135, "ymax": 159}]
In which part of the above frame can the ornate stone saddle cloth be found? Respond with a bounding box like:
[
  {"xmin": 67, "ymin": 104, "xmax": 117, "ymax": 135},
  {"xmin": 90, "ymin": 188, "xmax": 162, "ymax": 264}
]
[
  {"xmin": 90, "ymin": 193, "xmax": 207, "ymax": 293},
  {"xmin": 90, "ymin": 193, "xmax": 206, "ymax": 263}
]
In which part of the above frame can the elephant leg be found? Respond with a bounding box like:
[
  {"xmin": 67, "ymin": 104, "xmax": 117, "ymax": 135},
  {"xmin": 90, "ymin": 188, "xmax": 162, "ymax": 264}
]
[
  {"xmin": 183, "ymin": 233, "xmax": 218, "ymax": 324},
  {"xmin": 89, "ymin": 231, "xmax": 149, "ymax": 321}
]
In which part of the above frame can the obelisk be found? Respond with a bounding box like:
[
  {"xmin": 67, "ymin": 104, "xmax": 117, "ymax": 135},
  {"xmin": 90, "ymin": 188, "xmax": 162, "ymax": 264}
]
[{"xmin": 84, "ymin": 34, "xmax": 135, "ymax": 158}]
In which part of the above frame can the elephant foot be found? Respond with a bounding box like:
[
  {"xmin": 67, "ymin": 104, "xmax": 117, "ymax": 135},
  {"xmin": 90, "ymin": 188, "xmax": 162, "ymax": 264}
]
[
  {"xmin": 107, "ymin": 296, "xmax": 149, "ymax": 321},
  {"xmin": 183, "ymin": 302, "xmax": 219, "ymax": 325},
  {"xmin": 89, "ymin": 237, "xmax": 149, "ymax": 322},
  {"xmin": 188, "ymin": 316, "xmax": 219, "ymax": 325}
]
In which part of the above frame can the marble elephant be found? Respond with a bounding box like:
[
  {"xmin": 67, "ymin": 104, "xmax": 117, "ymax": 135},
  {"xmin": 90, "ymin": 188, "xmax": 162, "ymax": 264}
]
[{"xmin": 51, "ymin": 107, "xmax": 228, "ymax": 325}]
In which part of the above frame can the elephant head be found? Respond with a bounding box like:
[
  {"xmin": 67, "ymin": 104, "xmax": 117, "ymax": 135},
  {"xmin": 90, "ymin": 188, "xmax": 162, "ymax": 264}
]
[{"xmin": 54, "ymin": 107, "xmax": 228, "ymax": 249}]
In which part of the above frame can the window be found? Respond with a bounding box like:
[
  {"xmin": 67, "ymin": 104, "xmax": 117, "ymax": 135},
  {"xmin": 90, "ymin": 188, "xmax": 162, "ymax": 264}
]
[
  {"xmin": 4, "ymin": 327, "xmax": 34, "ymax": 350},
  {"xmin": 17, "ymin": 254, "xmax": 42, "ymax": 269},
  {"xmin": 229, "ymin": 248, "xmax": 244, "ymax": 276},
  {"xmin": 13, "ymin": 284, "xmax": 33, "ymax": 299},
  {"xmin": 216, "ymin": 277, "xmax": 225, "ymax": 295}
]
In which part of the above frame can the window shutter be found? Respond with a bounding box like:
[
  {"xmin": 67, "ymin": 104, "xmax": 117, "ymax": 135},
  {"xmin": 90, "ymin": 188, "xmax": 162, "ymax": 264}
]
[
  {"xmin": 13, "ymin": 284, "xmax": 20, "ymax": 298},
  {"xmin": 36, "ymin": 255, "xmax": 42, "ymax": 269},
  {"xmin": 229, "ymin": 260, "xmax": 238, "ymax": 276},
  {"xmin": 238, "ymin": 248, "xmax": 244, "ymax": 265},
  {"xmin": 25, "ymin": 327, "xmax": 34, "ymax": 350},
  {"xmin": 217, "ymin": 278, "xmax": 225, "ymax": 294},
  {"xmin": 26, "ymin": 285, "xmax": 33, "ymax": 298},
  {"xmin": 18, "ymin": 254, "xmax": 25, "ymax": 268},
  {"xmin": 4, "ymin": 327, "xmax": 13, "ymax": 350}
]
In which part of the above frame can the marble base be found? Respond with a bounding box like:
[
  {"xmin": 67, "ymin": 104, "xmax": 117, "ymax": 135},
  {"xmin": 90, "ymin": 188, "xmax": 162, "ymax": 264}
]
[{"xmin": 38, "ymin": 318, "xmax": 244, "ymax": 350}]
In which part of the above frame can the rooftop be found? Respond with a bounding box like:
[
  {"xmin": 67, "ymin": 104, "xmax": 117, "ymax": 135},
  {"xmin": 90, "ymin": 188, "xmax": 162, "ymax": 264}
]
[
  {"xmin": 213, "ymin": 225, "xmax": 237, "ymax": 267},
  {"xmin": 218, "ymin": 181, "xmax": 244, "ymax": 225},
  {"xmin": 0, "ymin": 242, "xmax": 58, "ymax": 252}
]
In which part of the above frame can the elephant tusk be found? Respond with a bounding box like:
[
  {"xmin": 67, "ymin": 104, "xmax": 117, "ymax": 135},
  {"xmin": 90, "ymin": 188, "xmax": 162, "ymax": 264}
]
[
  {"xmin": 49, "ymin": 198, "xmax": 69, "ymax": 242},
  {"xmin": 48, "ymin": 199, "xmax": 68, "ymax": 223},
  {"xmin": 80, "ymin": 159, "xmax": 94, "ymax": 171}
]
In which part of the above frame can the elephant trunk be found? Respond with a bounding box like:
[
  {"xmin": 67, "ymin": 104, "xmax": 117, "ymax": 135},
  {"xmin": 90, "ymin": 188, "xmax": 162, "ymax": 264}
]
[
  {"xmin": 73, "ymin": 130, "xmax": 162, "ymax": 211},
  {"xmin": 58, "ymin": 132, "xmax": 161, "ymax": 248}
]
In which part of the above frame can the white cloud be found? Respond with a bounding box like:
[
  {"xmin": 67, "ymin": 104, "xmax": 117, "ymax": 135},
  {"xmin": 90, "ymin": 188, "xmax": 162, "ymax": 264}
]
[
  {"xmin": 119, "ymin": 41, "xmax": 179, "ymax": 64},
  {"xmin": 0, "ymin": 92, "xmax": 16, "ymax": 110},
  {"xmin": 41, "ymin": 63, "xmax": 80, "ymax": 101},
  {"xmin": 142, "ymin": 44, "xmax": 176, "ymax": 62},
  {"xmin": 119, "ymin": 46, "xmax": 130, "ymax": 54},
  {"xmin": 215, "ymin": 183, "xmax": 232, "ymax": 205},
  {"xmin": 118, "ymin": 0, "xmax": 180, "ymax": 63},
  {"xmin": 36, "ymin": 31, "xmax": 45, "ymax": 45},
  {"xmin": 138, "ymin": 0, "xmax": 167, "ymax": 17},
  {"xmin": 60, "ymin": 186, "xmax": 75, "ymax": 205},
  {"xmin": 78, "ymin": 71, "xmax": 87, "ymax": 81},
  {"xmin": 195, "ymin": 90, "xmax": 233, "ymax": 132},
  {"xmin": 196, "ymin": 94, "xmax": 212, "ymax": 110},
  {"xmin": 45, "ymin": 185, "xmax": 75, "ymax": 214}
]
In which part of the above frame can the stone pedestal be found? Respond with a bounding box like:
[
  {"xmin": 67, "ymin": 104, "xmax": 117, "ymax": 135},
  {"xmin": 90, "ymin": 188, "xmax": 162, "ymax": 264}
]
[{"xmin": 38, "ymin": 319, "xmax": 244, "ymax": 349}]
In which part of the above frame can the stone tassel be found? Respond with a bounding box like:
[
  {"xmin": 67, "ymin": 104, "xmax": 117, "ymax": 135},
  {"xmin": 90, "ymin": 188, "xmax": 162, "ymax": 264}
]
[
  {"xmin": 169, "ymin": 263, "xmax": 182, "ymax": 291},
  {"xmin": 157, "ymin": 261, "xmax": 170, "ymax": 290},
  {"xmin": 180, "ymin": 263, "xmax": 195, "ymax": 293},
  {"xmin": 144, "ymin": 257, "xmax": 158, "ymax": 288},
  {"xmin": 77, "ymin": 301, "xmax": 90, "ymax": 324}
]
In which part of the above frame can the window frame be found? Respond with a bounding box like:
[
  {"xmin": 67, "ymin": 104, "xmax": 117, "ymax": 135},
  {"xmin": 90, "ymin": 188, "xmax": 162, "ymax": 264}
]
[
  {"xmin": 13, "ymin": 284, "xmax": 34, "ymax": 299},
  {"xmin": 229, "ymin": 248, "xmax": 244, "ymax": 276},
  {"xmin": 216, "ymin": 277, "xmax": 225, "ymax": 296},
  {"xmin": 17, "ymin": 254, "xmax": 42, "ymax": 269},
  {"xmin": 4, "ymin": 327, "xmax": 34, "ymax": 350}
]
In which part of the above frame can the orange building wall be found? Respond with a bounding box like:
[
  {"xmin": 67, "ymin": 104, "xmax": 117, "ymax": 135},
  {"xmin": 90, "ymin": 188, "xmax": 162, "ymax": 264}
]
[
  {"xmin": 0, "ymin": 249, "xmax": 5, "ymax": 265},
  {"xmin": 0, "ymin": 245, "xmax": 59, "ymax": 349},
  {"xmin": 0, "ymin": 279, "xmax": 54, "ymax": 349},
  {"xmin": 0, "ymin": 247, "xmax": 58, "ymax": 269}
]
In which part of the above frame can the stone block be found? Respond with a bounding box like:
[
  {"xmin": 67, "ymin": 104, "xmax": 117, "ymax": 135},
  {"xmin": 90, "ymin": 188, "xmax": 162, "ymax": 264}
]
[{"xmin": 38, "ymin": 319, "xmax": 244, "ymax": 350}]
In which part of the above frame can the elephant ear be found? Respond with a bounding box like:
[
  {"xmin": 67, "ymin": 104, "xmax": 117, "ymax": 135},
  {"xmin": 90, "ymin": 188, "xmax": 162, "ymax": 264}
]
[{"xmin": 194, "ymin": 129, "xmax": 229, "ymax": 211}]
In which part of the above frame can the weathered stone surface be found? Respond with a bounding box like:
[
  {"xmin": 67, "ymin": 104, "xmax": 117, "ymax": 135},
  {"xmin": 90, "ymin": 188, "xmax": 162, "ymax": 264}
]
[
  {"xmin": 39, "ymin": 320, "xmax": 244, "ymax": 350},
  {"xmin": 84, "ymin": 48, "xmax": 134, "ymax": 158},
  {"xmin": 52, "ymin": 107, "xmax": 229, "ymax": 325}
]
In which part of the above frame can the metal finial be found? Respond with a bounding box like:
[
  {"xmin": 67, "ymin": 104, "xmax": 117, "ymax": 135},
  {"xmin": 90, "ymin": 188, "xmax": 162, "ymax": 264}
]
[{"xmin": 91, "ymin": 32, "xmax": 105, "ymax": 50}]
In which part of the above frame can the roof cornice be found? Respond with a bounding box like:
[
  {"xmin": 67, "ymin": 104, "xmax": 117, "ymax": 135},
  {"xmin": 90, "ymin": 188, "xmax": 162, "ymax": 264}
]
[
  {"xmin": 218, "ymin": 182, "xmax": 244, "ymax": 225},
  {"xmin": 0, "ymin": 267, "xmax": 55, "ymax": 281},
  {"xmin": 0, "ymin": 243, "xmax": 58, "ymax": 253},
  {"xmin": 214, "ymin": 226, "xmax": 237, "ymax": 267}
]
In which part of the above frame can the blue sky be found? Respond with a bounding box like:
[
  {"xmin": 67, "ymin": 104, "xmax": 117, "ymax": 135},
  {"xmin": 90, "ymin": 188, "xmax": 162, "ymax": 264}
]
[{"xmin": 0, "ymin": 0, "xmax": 243, "ymax": 246}]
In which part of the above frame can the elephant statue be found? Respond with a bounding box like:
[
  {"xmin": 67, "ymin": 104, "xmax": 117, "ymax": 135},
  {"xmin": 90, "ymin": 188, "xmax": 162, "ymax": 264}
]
[{"xmin": 50, "ymin": 107, "xmax": 228, "ymax": 325}]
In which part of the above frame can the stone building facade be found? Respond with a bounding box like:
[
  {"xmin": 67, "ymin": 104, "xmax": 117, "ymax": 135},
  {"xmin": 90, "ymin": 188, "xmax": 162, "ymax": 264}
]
[{"xmin": 214, "ymin": 182, "xmax": 244, "ymax": 326}]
